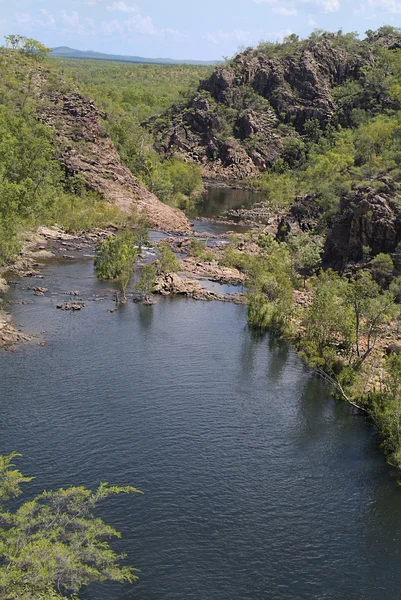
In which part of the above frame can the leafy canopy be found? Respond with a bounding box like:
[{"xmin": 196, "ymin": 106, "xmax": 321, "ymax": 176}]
[{"xmin": 0, "ymin": 453, "xmax": 141, "ymax": 599}]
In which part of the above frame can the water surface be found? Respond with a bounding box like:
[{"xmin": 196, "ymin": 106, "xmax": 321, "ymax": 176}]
[{"xmin": 1, "ymin": 259, "xmax": 401, "ymax": 600}]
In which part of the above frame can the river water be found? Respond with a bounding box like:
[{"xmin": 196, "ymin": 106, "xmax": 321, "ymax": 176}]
[{"xmin": 1, "ymin": 198, "xmax": 401, "ymax": 599}]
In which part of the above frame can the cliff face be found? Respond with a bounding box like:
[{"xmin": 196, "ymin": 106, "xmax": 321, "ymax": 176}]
[
  {"xmin": 324, "ymin": 184, "xmax": 401, "ymax": 270},
  {"xmin": 40, "ymin": 90, "xmax": 190, "ymax": 232},
  {"xmin": 149, "ymin": 35, "xmax": 371, "ymax": 180}
]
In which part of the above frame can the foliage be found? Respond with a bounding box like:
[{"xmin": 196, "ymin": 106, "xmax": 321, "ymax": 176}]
[
  {"xmin": 58, "ymin": 58, "xmax": 204, "ymax": 208},
  {"xmin": 0, "ymin": 47, "xmax": 125, "ymax": 265},
  {"xmin": 0, "ymin": 453, "xmax": 140, "ymax": 599},
  {"xmin": 135, "ymin": 264, "xmax": 157, "ymax": 298},
  {"xmin": 157, "ymin": 243, "xmax": 180, "ymax": 274},
  {"xmin": 286, "ymin": 233, "xmax": 322, "ymax": 287},
  {"xmin": 5, "ymin": 35, "xmax": 51, "ymax": 59},
  {"xmin": 371, "ymin": 355, "xmax": 401, "ymax": 467},
  {"xmin": 371, "ymin": 253, "xmax": 394, "ymax": 286},
  {"xmin": 95, "ymin": 232, "xmax": 138, "ymax": 299},
  {"xmin": 247, "ymin": 240, "xmax": 294, "ymax": 333},
  {"xmin": 299, "ymin": 270, "xmax": 355, "ymax": 375}
]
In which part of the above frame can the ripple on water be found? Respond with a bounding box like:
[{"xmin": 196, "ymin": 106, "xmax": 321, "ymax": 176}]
[{"xmin": 0, "ymin": 258, "xmax": 399, "ymax": 600}]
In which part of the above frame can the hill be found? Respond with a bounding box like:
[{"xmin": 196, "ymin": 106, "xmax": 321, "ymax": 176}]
[
  {"xmin": 51, "ymin": 46, "xmax": 218, "ymax": 66},
  {"xmin": 147, "ymin": 27, "xmax": 401, "ymax": 265}
]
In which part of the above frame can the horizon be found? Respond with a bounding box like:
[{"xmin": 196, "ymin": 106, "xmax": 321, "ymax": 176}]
[{"xmin": 0, "ymin": 0, "xmax": 400, "ymax": 61}]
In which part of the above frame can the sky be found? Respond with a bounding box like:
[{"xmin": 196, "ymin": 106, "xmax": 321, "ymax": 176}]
[{"xmin": 0, "ymin": 0, "xmax": 400, "ymax": 61}]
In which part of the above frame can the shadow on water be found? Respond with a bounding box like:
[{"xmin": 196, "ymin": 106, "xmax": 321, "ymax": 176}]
[{"xmin": 138, "ymin": 303, "xmax": 154, "ymax": 331}]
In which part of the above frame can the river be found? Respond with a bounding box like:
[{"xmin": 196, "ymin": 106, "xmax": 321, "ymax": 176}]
[{"xmin": 1, "ymin": 191, "xmax": 401, "ymax": 600}]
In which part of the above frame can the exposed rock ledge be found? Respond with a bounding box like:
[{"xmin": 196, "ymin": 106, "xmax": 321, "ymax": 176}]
[
  {"xmin": 0, "ymin": 277, "xmax": 9, "ymax": 294},
  {"xmin": 180, "ymin": 258, "xmax": 246, "ymax": 285},
  {"xmin": 0, "ymin": 311, "xmax": 31, "ymax": 350},
  {"xmin": 154, "ymin": 273, "xmax": 247, "ymax": 304},
  {"xmin": 39, "ymin": 90, "xmax": 190, "ymax": 233}
]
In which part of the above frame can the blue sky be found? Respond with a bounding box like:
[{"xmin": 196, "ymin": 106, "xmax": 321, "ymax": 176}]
[{"xmin": 0, "ymin": 0, "xmax": 400, "ymax": 60}]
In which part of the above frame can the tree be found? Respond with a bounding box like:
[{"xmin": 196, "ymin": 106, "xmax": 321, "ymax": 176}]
[
  {"xmin": 95, "ymin": 232, "xmax": 137, "ymax": 301},
  {"xmin": 135, "ymin": 217, "xmax": 149, "ymax": 252},
  {"xmin": 157, "ymin": 243, "xmax": 180, "ymax": 274},
  {"xmin": 372, "ymin": 355, "xmax": 401, "ymax": 467},
  {"xmin": 135, "ymin": 264, "xmax": 157, "ymax": 300},
  {"xmin": 5, "ymin": 35, "xmax": 51, "ymax": 59},
  {"xmin": 287, "ymin": 233, "xmax": 322, "ymax": 288},
  {"xmin": 0, "ymin": 453, "xmax": 141, "ymax": 599},
  {"xmin": 371, "ymin": 253, "xmax": 394, "ymax": 287},
  {"xmin": 247, "ymin": 240, "xmax": 294, "ymax": 333},
  {"xmin": 301, "ymin": 270, "xmax": 355, "ymax": 376}
]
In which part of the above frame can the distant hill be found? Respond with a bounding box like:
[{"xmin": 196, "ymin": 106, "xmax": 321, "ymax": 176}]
[{"xmin": 51, "ymin": 46, "xmax": 218, "ymax": 66}]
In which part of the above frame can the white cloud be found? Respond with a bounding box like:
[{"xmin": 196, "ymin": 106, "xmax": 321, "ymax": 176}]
[
  {"xmin": 205, "ymin": 29, "xmax": 256, "ymax": 44},
  {"xmin": 100, "ymin": 14, "xmax": 183, "ymax": 39},
  {"xmin": 15, "ymin": 13, "xmax": 32, "ymax": 24},
  {"xmin": 0, "ymin": 20, "xmax": 7, "ymax": 24},
  {"xmin": 61, "ymin": 10, "xmax": 81, "ymax": 28},
  {"xmin": 125, "ymin": 14, "xmax": 157, "ymax": 35},
  {"xmin": 60, "ymin": 10, "xmax": 96, "ymax": 34},
  {"xmin": 273, "ymin": 6, "xmax": 298, "ymax": 14},
  {"xmin": 252, "ymin": 0, "xmax": 340, "ymax": 13},
  {"xmin": 205, "ymin": 27, "xmax": 292, "ymax": 45},
  {"xmin": 101, "ymin": 18, "xmax": 124, "ymax": 35},
  {"xmin": 316, "ymin": 0, "xmax": 340, "ymax": 11},
  {"xmin": 106, "ymin": 1, "xmax": 138, "ymax": 12},
  {"xmin": 39, "ymin": 9, "xmax": 56, "ymax": 27},
  {"xmin": 365, "ymin": 0, "xmax": 401, "ymax": 12}
]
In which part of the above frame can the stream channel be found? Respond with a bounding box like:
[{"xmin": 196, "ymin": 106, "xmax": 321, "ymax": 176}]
[{"xmin": 1, "ymin": 187, "xmax": 401, "ymax": 600}]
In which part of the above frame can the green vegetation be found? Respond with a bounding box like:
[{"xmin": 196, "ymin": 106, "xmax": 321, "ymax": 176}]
[
  {"xmin": 157, "ymin": 243, "xmax": 180, "ymax": 274},
  {"xmin": 0, "ymin": 40, "xmax": 124, "ymax": 266},
  {"xmin": 222, "ymin": 228, "xmax": 401, "ymax": 466},
  {"xmin": 58, "ymin": 58, "xmax": 205, "ymax": 209},
  {"xmin": 244, "ymin": 32, "xmax": 401, "ymax": 227},
  {"xmin": 95, "ymin": 232, "xmax": 138, "ymax": 300},
  {"xmin": 135, "ymin": 264, "xmax": 157, "ymax": 300},
  {"xmin": 0, "ymin": 453, "xmax": 140, "ymax": 599},
  {"xmin": 0, "ymin": 36, "xmax": 205, "ymax": 266}
]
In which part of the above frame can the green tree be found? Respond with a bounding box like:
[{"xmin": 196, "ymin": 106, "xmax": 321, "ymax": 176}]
[
  {"xmin": 300, "ymin": 270, "xmax": 355, "ymax": 376},
  {"xmin": 371, "ymin": 253, "xmax": 394, "ymax": 287},
  {"xmin": 157, "ymin": 243, "xmax": 180, "ymax": 274},
  {"xmin": 5, "ymin": 35, "xmax": 51, "ymax": 59},
  {"xmin": 0, "ymin": 453, "xmax": 141, "ymax": 599},
  {"xmin": 135, "ymin": 217, "xmax": 149, "ymax": 252},
  {"xmin": 95, "ymin": 232, "xmax": 137, "ymax": 301},
  {"xmin": 247, "ymin": 241, "xmax": 294, "ymax": 333},
  {"xmin": 135, "ymin": 264, "xmax": 157, "ymax": 300},
  {"xmin": 372, "ymin": 355, "xmax": 401, "ymax": 467},
  {"xmin": 287, "ymin": 233, "xmax": 322, "ymax": 288}
]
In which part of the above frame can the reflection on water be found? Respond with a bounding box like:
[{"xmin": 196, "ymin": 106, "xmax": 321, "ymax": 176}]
[
  {"xmin": 190, "ymin": 186, "xmax": 267, "ymax": 235},
  {"xmin": 194, "ymin": 186, "xmax": 266, "ymax": 219}
]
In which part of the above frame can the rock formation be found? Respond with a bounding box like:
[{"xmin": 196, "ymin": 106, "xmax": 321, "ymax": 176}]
[
  {"xmin": 148, "ymin": 34, "xmax": 371, "ymax": 180},
  {"xmin": 39, "ymin": 91, "xmax": 190, "ymax": 232},
  {"xmin": 324, "ymin": 185, "xmax": 401, "ymax": 270}
]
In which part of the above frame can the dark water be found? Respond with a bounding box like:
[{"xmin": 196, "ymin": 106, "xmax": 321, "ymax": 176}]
[
  {"xmin": 1, "ymin": 259, "xmax": 401, "ymax": 600},
  {"xmin": 191, "ymin": 186, "xmax": 265, "ymax": 234}
]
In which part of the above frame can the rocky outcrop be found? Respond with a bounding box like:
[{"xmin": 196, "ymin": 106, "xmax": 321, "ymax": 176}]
[
  {"xmin": 154, "ymin": 273, "xmax": 247, "ymax": 304},
  {"xmin": 39, "ymin": 92, "xmax": 190, "ymax": 232},
  {"xmin": 324, "ymin": 185, "xmax": 401, "ymax": 270},
  {"xmin": 180, "ymin": 258, "xmax": 246, "ymax": 285},
  {"xmin": 0, "ymin": 277, "xmax": 9, "ymax": 295},
  {"xmin": 148, "ymin": 34, "xmax": 371, "ymax": 180},
  {"xmin": 0, "ymin": 311, "xmax": 31, "ymax": 349}
]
